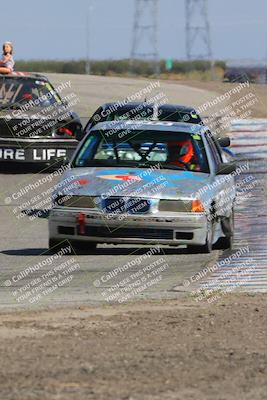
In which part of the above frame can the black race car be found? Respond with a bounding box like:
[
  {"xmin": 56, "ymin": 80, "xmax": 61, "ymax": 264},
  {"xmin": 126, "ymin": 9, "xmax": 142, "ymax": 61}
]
[
  {"xmin": 85, "ymin": 102, "xmax": 203, "ymax": 132},
  {"xmin": 0, "ymin": 72, "xmax": 83, "ymax": 166}
]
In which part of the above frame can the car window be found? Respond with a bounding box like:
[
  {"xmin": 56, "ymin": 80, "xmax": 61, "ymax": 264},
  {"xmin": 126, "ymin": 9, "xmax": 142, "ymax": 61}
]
[
  {"xmin": 73, "ymin": 129, "xmax": 210, "ymax": 173},
  {"xmin": 206, "ymin": 132, "xmax": 222, "ymax": 166},
  {"xmin": 86, "ymin": 105, "xmax": 203, "ymax": 132},
  {"xmin": 106, "ymin": 106, "xmax": 154, "ymax": 122},
  {"xmin": 87, "ymin": 105, "xmax": 154, "ymax": 129},
  {"xmin": 209, "ymin": 133, "xmax": 223, "ymax": 162},
  {"xmin": 158, "ymin": 109, "xmax": 202, "ymax": 124},
  {"xmin": 0, "ymin": 77, "xmax": 60, "ymax": 107}
]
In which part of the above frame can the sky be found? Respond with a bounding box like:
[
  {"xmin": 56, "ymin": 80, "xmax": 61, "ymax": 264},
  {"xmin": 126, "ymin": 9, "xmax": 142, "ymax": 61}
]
[{"xmin": 1, "ymin": 0, "xmax": 266, "ymax": 61}]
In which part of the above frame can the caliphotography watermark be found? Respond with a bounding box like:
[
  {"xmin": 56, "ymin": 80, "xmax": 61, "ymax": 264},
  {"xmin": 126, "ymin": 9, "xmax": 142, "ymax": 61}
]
[
  {"xmin": 93, "ymin": 245, "xmax": 170, "ymax": 303},
  {"xmin": 2, "ymin": 244, "xmax": 81, "ymax": 306}
]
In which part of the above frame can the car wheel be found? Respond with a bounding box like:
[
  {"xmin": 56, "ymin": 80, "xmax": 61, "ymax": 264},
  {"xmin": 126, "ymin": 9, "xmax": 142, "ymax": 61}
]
[{"xmin": 215, "ymin": 210, "xmax": 234, "ymax": 250}]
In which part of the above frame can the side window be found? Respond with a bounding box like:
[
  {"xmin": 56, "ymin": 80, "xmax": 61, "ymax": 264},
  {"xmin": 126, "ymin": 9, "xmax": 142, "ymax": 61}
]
[
  {"xmin": 209, "ymin": 134, "xmax": 223, "ymax": 162},
  {"xmin": 206, "ymin": 132, "xmax": 222, "ymax": 166}
]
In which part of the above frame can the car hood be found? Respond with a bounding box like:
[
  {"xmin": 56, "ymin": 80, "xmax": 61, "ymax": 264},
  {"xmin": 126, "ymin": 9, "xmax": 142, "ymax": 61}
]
[
  {"xmin": 0, "ymin": 105, "xmax": 70, "ymax": 120},
  {"xmin": 56, "ymin": 167, "xmax": 213, "ymax": 200}
]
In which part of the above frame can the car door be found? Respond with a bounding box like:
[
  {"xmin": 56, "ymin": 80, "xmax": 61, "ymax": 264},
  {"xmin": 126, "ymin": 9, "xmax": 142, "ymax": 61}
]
[{"xmin": 206, "ymin": 132, "xmax": 235, "ymax": 219}]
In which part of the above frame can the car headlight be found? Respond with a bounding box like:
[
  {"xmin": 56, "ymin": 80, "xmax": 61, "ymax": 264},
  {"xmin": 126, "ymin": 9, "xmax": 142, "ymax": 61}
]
[{"xmin": 191, "ymin": 200, "xmax": 205, "ymax": 212}]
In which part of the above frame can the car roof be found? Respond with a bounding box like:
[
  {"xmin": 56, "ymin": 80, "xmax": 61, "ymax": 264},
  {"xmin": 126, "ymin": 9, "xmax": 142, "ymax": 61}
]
[
  {"xmin": 0, "ymin": 71, "xmax": 48, "ymax": 81},
  {"xmin": 102, "ymin": 102, "xmax": 197, "ymax": 113},
  {"xmin": 91, "ymin": 120, "xmax": 206, "ymax": 134}
]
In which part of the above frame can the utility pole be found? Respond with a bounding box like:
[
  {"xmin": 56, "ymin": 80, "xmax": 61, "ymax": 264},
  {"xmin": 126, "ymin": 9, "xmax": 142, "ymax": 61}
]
[
  {"xmin": 85, "ymin": 1, "xmax": 93, "ymax": 75},
  {"xmin": 185, "ymin": 0, "xmax": 215, "ymax": 77},
  {"xmin": 130, "ymin": 0, "xmax": 160, "ymax": 75}
]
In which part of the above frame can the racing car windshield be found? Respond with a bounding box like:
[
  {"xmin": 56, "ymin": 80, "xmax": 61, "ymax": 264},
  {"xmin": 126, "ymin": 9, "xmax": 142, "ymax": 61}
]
[
  {"xmin": 0, "ymin": 77, "xmax": 61, "ymax": 108},
  {"xmin": 90, "ymin": 106, "xmax": 201, "ymax": 125},
  {"xmin": 105, "ymin": 106, "xmax": 154, "ymax": 122},
  {"xmin": 158, "ymin": 109, "xmax": 202, "ymax": 124},
  {"xmin": 73, "ymin": 129, "xmax": 209, "ymax": 173}
]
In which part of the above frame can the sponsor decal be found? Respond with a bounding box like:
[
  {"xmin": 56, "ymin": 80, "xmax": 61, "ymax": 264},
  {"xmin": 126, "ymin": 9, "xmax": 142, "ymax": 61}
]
[
  {"xmin": 172, "ymin": 171, "xmax": 205, "ymax": 182},
  {"xmin": 0, "ymin": 148, "xmax": 25, "ymax": 160},
  {"xmin": 95, "ymin": 170, "xmax": 204, "ymax": 190},
  {"xmin": 97, "ymin": 174, "xmax": 142, "ymax": 182},
  {"xmin": 72, "ymin": 178, "xmax": 90, "ymax": 186},
  {"xmin": 0, "ymin": 148, "xmax": 67, "ymax": 161}
]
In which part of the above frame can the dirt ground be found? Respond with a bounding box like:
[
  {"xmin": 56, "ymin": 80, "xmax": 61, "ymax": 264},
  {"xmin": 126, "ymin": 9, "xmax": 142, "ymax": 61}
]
[{"xmin": 0, "ymin": 293, "xmax": 267, "ymax": 400}]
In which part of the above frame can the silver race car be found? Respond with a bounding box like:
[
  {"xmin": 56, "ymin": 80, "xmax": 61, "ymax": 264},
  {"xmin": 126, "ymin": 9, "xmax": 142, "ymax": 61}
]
[{"xmin": 49, "ymin": 121, "xmax": 236, "ymax": 253}]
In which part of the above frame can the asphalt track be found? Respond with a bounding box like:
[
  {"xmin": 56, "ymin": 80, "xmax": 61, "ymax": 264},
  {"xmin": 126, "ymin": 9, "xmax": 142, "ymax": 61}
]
[
  {"xmin": 0, "ymin": 161, "xmax": 223, "ymax": 309},
  {"xmin": 44, "ymin": 73, "xmax": 219, "ymax": 119},
  {"xmin": 1, "ymin": 74, "xmax": 263, "ymax": 310},
  {"xmin": 0, "ymin": 169, "xmax": 220, "ymax": 310},
  {"xmin": 0, "ymin": 74, "xmax": 223, "ymax": 311}
]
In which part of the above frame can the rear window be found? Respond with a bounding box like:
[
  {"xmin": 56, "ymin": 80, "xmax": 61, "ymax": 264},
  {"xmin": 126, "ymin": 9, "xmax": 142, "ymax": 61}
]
[
  {"xmin": 158, "ymin": 109, "xmax": 202, "ymax": 124},
  {"xmin": 0, "ymin": 77, "xmax": 61, "ymax": 107},
  {"xmin": 88, "ymin": 105, "xmax": 202, "ymax": 128}
]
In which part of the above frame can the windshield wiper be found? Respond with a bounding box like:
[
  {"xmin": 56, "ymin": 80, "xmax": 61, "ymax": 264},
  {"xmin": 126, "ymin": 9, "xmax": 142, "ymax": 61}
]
[
  {"xmin": 76, "ymin": 160, "xmax": 140, "ymax": 168},
  {"xmin": 162, "ymin": 164, "xmax": 187, "ymax": 171},
  {"xmin": 129, "ymin": 162, "xmax": 186, "ymax": 171},
  {"xmin": 75, "ymin": 160, "xmax": 187, "ymax": 171}
]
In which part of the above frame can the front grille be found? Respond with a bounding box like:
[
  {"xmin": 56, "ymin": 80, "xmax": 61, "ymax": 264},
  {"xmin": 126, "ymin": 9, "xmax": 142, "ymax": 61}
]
[
  {"xmin": 58, "ymin": 226, "xmax": 75, "ymax": 235},
  {"xmin": 103, "ymin": 197, "xmax": 125, "ymax": 214},
  {"xmin": 175, "ymin": 232, "xmax": 193, "ymax": 240},
  {"xmin": 58, "ymin": 225, "xmax": 193, "ymax": 241},
  {"xmin": 126, "ymin": 198, "xmax": 150, "ymax": 214},
  {"xmin": 102, "ymin": 197, "xmax": 150, "ymax": 214},
  {"xmin": 80, "ymin": 226, "xmax": 174, "ymax": 240}
]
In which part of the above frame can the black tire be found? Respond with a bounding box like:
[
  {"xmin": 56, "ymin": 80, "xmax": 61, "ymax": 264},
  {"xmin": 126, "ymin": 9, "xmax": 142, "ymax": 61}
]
[
  {"xmin": 187, "ymin": 240, "xmax": 212, "ymax": 254},
  {"xmin": 215, "ymin": 210, "xmax": 234, "ymax": 250},
  {"xmin": 215, "ymin": 235, "xmax": 233, "ymax": 250}
]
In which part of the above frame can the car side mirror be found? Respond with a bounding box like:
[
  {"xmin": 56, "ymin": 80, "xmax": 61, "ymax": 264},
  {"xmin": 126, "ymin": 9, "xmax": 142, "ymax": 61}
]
[
  {"xmin": 218, "ymin": 136, "xmax": 231, "ymax": 148},
  {"xmin": 216, "ymin": 162, "xmax": 236, "ymax": 175}
]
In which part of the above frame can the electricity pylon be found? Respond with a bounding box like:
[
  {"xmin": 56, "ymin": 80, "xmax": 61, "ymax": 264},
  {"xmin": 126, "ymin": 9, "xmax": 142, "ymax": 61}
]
[
  {"xmin": 130, "ymin": 0, "xmax": 160, "ymax": 75},
  {"xmin": 185, "ymin": 0, "xmax": 214, "ymax": 70}
]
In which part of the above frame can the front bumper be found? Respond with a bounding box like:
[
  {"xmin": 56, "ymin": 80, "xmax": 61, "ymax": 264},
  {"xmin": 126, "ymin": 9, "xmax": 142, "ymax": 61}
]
[
  {"xmin": 0, "ymin": 138, "xmax": 78, "ymax": 163},
  {"xmin": 49, "ymin": 207, "xmax": 209, "ymax": 246}
]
